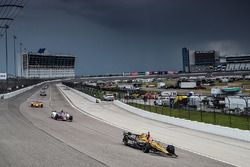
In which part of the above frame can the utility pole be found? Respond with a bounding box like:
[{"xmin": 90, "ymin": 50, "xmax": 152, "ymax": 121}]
[
  {"xmin": 13, "ymin": 35, "xmax": 17, "ymax": 77},
  {"xmin": 0, "ymin": 3, "xmax": 24, "ymax": 89},
  {"xmin": 0, "ymin": 25, "xmax": 9, "ymax": 90},
  {"xmin": 20, "ymin": 42, "xmax": 23, "ymax": 77},
  {"xmin": 5, "ymin": 25, "xmax": 9, "ymax": 90}
]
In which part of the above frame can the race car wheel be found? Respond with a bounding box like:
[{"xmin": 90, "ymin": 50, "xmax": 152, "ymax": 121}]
[
  {"xmin": 54, "ymin": 114, "xmax": 58, "ymax": 120},
  {"xmin": 31, "ymin": 104, "xmax": 33, "ymax": 107},
  {"xmin": 41, "ymin": 104, "xmax": 43, "ymax": 108},
  {"xmin": 123, "ymin": 136, "xmax": 128, "ymax": 145},
  {"xmin": 69, "ymin": 116, "xmax": 73, "ymax": 122},
  {"xmin": 166, "ymin": 145, "xmax": 175, "ymax": 155},
  {"xmin": 143, "ymin": 143, "xmax": 151, "ymax": 153}
]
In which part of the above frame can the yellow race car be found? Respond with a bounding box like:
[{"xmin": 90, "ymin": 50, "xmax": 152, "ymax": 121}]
[
  {"xmin": 31, "ymin": 101, "xmax": 44, "ymax": 108},
  {"xmin": 123, "ymin": 131, "xmax": 177, "ymax": 157}
]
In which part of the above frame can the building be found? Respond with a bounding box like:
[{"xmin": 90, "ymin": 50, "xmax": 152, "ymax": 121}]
[
  {"xmin": 182, "ymin": 48, "xmax": 219, "ymax": 72},
  {"xmin": 20, "ymin": 49, "xmax": 75, "ymax": 78},
  {"xmin": 182, "ymin": 47, "xmax": 250, "ymax": 72},
  {"xmin": 182, "ymin": 48, "xmax": 190, "ymax": 72},
  {"xmin": 224, "ymin": 54, "xmax": 250, "ymax": 71}
]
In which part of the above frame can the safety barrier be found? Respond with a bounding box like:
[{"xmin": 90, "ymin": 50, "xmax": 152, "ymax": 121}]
[
  {"xmin": 1, "ymin": 79, "xmax": 61, "ymax": 99},
  {"xmin": 65, "ymin": 85, "xmax": 101, "ymax": 103}
]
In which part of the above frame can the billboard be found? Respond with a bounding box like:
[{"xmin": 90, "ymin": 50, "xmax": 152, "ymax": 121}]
[
  {"xmin": 0, "ymin": 73, "xmax": 7, "ymax": 80},
  {"xmin": 195, "ymin": 51, "xmax": 215, "ymax": 65}
]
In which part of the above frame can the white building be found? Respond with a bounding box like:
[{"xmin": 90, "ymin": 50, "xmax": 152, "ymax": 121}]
[{"xmin": 20, "ymin": 49, "xmax": 75, "ymax": 79}]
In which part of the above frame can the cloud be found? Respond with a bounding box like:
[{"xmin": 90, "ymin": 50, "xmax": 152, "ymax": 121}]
[{"xmin": 206, "ymin": 40, "xmax": 244, "ymax": 56}]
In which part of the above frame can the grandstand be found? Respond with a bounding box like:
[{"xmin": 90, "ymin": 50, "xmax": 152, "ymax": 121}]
[
  {"xmin": 225, "ymin": 54, "xmax": 250, "ymax": 71},
  {"xmin": 21, "ymin": 49, "xmax": 75, "ymax": 79}
]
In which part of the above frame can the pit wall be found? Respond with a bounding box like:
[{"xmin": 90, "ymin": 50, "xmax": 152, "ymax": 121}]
[{"xmin": 114, "ymin": 100, "xmax": 250, "ymax": 142}]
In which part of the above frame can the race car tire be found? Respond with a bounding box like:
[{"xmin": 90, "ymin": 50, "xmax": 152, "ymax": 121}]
[
  {"xmin": 143, "ymin": 143, "xmax": 151, "ymax": 153},
  {"xmin": 54, "ymin": 114, "xmax": 58, "ymax": 120},
  {"xmin": 166, "ymin": 145, "xmax": 175, "ymax": 155},
  {"xmin": 31, "ymin": 104, "xmax": 33, "ymax": 107},
  {"xmin": 41, "ymin": 104, "xmax": 43, "ymax": 108},
  {"xmin": 69, "ymin": 116, "xmax": 73, "ymax": 122},
  {"xmin": 123, "ymin": 136, "xmax": 129, "ymax": 145}
]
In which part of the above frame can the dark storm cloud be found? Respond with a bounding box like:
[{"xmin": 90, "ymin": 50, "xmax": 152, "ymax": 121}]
[
  {"xmin": 4, "ymin": 0, "xmax": 250, "ymax": 74},
  {"xmin": 55, "ymin": 0, "xmax": 250, "ymax": 38}
]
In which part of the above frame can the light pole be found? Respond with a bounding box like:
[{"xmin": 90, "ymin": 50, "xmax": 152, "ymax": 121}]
[
  {"xmin": 0, "ymin": 25, "xmax": 9, "ymax": 90},
  {"xmin": 0, "ymin": 25, "xmax": 9, "ymax": 74},
  {"xmin": 20, "ymin": 42, "xmax": 23, "ymax": 77},
  {"xmin": 13, "ymin": 35, "xmax": 17, "ymax": 77}
]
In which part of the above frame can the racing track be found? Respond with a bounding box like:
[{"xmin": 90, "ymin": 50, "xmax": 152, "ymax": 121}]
[
  {"xmin": 0, "ymin": 85, "xmax": 106, "ymax": 167},
  {"xmin": 1, "ymin": 83, "xmax": 233, "ymax": 167}
]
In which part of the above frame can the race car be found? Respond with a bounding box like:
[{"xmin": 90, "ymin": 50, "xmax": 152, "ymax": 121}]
[
  {"xmin": 122, "ymin": 131, "xmax": 177, "ymax": 157},
  {"xmin": 51, "ymin": 110, "xmax": 73, "ymax": 122},
  {"xmin": 40, "ymin": 90, "xmax": 47, "ymax": 96},
  {"xmin": 31, "ymin": 101, "xmax": 44, "ymax": 108}
]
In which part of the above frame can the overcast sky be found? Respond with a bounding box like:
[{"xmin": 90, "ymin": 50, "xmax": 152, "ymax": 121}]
[{"xmin": 1, "ymin": 0, "xmax": 250, "ymax": 75}]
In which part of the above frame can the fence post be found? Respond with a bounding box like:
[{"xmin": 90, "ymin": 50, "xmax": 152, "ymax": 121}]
[
  {"xmin": 248, "ymin": 113, "xmax": 250, "ymax": 130},
  {"xmin": 155, "ymin": 102, "xmax": 158, "ymax": 113},
  {"xmin": 229, "ymin": 111, "xmax": 232, "ymax": 127},
  {"xmin": 225, "ymin": 96, "xmax": 231, "ymax": 127},
  {"xmin": 149, "ymin": 100, "xmax": 152, "ymax": 112},
  {"xmin": 188, "ymin": 107, "xmax": 191, "ymax": 120},
  {"xmin": 200, "ymin": 109, "xmax": 203, "ymax": 122},
  {"xmin": 178, "ymin": 104, "xmax": 180, "ymax": 118},
  {"xmin": 214, "ymin": 107, "xmax": 216, "ymax": 124},
  {"xmin": 170, "ymin": 106, "xmax": 172, "ymax": 117}
]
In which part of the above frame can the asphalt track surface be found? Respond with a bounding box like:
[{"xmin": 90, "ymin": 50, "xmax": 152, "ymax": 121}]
[
  {"xmin": 58, "ymin": 84, "xmax": 250, "ymax": 167},
  {"xmin": 0, "ymin": 84, "xmax": 233, "ymax": 167}
]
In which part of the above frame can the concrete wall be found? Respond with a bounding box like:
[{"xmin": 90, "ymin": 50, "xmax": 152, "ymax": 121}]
[
  {"xmin": 66, "ymin": 86, "xmax": 100, "ymax": 103},
  {"xmin": 1, "ymin": 79, "xmax": 61, "ymax": 99},
  {"xmin": 114, "ymin": 100, "xmax": 250, "ymax": 142}
]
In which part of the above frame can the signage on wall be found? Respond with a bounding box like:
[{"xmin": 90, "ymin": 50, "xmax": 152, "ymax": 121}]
[{"xmin": 0, "ymin": 73, "xmax": 7, "ymax": 80}]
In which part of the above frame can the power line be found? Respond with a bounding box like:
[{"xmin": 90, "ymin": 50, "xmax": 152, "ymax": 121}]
[{"xmin": 0, "ymin": 0, "xmax": 27, "ymax": 34}]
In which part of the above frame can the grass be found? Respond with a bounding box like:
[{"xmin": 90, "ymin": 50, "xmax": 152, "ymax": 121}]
[{"xmin": 129, "ymin": 102, "xmax": 250, "ymax": 130}]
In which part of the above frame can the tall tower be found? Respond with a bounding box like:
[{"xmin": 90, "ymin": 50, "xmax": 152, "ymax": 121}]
[{"xmin": 182, "ymin": 47, "xmax": 190, "ymax": 72}]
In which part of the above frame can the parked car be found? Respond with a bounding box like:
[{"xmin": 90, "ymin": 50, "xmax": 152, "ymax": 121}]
[
  {"xmin": 103, "ymin": 94, "xmax": 115, "ymax": 101},
  {"xmin": 143, "ymin": 93, "xmax": 157, "ymax": 99}
]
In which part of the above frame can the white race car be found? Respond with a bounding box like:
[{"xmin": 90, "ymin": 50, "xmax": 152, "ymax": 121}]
[{"xmin": 51, "ymin": 111, "xmax": 73, "ymax": 122}]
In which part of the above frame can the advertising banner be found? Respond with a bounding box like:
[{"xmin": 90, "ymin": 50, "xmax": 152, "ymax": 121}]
[{"xmin": 0, "ymin": 73, "xmax": 7, "ymax": 80}]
